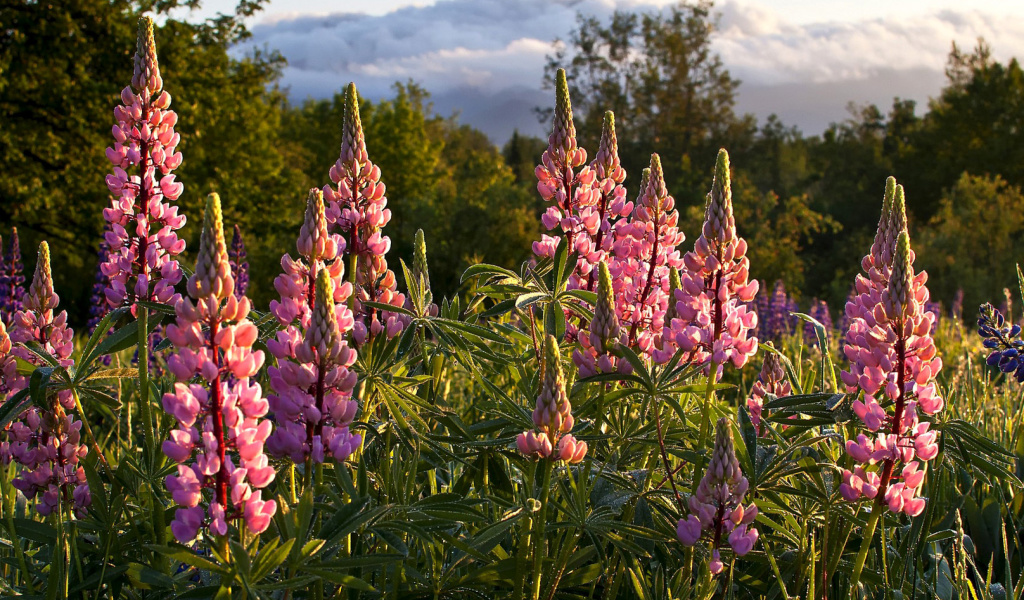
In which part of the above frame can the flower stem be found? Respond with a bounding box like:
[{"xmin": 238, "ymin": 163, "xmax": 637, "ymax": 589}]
[
  {"xmin": 531, "ymin": 459, "xmax": 553, "ymax": 600},
  {"xmin": 694, "ymin": 360, "xmax": 719, "ymax": 491},
  {"xmin": 137, "ymin": 306, "xmax": 154, "ymax": 454},
  {"xmin": 849, "ymin": 506, "xmax": 881, "ymax": 592}
]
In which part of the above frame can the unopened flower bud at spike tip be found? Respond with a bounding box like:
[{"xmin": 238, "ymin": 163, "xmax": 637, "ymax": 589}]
[
  {"xmin": 340, "ymin": 83, "xmax": 367, "ymax": 167},
  {"xmin": 888, "ymin": 231, "xmax": 913, "ymax": 317},
  {"xmin": 551, "ymin": 69, "xmax": 577, "ymax": 153},
  {"xmin": 133, "ymin": 16, "xmax": 162, "ymax": 95},
  {"xmin": 189, "ymin": 193, "xmax": 234, "ymax": 301},
  {"xmin": 593, "ymin": 261, "xmax": 620, "ymax": 349},
  {"xmin": 413, "ymin": 229, "xmax": 430, "ymax": 290},
  {"xmin": 29, "ymin": 241, "xmax": 54, "ymax": 308}
]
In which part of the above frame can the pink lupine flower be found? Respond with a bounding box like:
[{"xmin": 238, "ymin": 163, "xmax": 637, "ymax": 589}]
[
  {"xmin": 839, "ymin": 183, "xmax": 942, "ymax": 517},
  {"xmin": 5, "ymin": 242, "xmax": 90, "ymax": 517},
  {"xmin": 747, "ymin": 344, "xmax": 791, "ymax": 435},
  {"xmin": 580, "ymin": 112, "xmax": 633, "ymax": 291},
  {"xmin": 676, "ymin": 418, "xmax": 759, "ymax": 574},
  {"xmin": 670, "ymin": 149, "xmax": 759, "ymax": 376},
  {"xmin": 532, "ymin": 69, "xmax": 597, "ymax": 270},
  {"xmin": 266, "ymin": 195, "xmax": 361, "ymax": 465},
  {"xmin": 609, "ymin": 154, "xmax": 685, "ymax": 360},
  {"xmin": 573, "ymin": 261, "xmax": 629, "ymax": 377},
  {"xmin": 517, "ymin": 335, "xmax": 587, "ymax": 463},
  {"xmin": 102, "ymin": 17, "xmax": 186, "ymax": 310},
  {"xmin": 161, "ymin": 193, "xmax": 276, "ymax": 543},
  {"xmin": 323, "ymin": 83, "xmax": 407, "ymax": 344}
]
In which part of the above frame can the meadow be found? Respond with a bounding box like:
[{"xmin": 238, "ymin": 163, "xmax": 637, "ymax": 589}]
[{"xmin": 0, "ymin": 15, "xmax": 1023, "ymax": 600}]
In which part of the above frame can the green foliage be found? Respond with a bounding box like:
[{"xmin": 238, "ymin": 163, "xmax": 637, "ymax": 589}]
[{"xmin": 918, "ymin": 173, "xmax": 1024, "ymax": 314}]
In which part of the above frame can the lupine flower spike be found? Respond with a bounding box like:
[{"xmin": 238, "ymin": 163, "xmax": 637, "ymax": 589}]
[
  {"xmin": 229, "ymin": 224, "xmax": 249, "ymax": 298},
  {"xmin": 0, "ymin": 228, "xmax": 25, "ymax": 325},
  {"xmin": 676, "ymin": 418, "xmax": 759, "ymax": 574},
  {"xmin": 324, "ymin": 83, "xmax": 407, "ymax": 344},
  {"xmin": 805, "ymin": 299, "xmax": 834, "ymax": 346},
  {"xmin": 162, "ymin": 193, "xmax": 276, "ymax": 544},
  {"xmin": 267, "ymin": 190, "xmax": 359, "ymax": 464},
  {"xmin": 610, "ymin": 155, "xmax": 685, "ymax": 360},
  {"xmin": 102, "ymin": 17, "xmax": 186, "ymax": 310},
  {"xmin": 580, "ymin": 112, "xmax": 633, "ymax": 291},
  {"xmin": 978, "ymin": 303, "xmax": 1024, "ymax": 383},
  {"xmin": 5, "ymin": 242, "xmax": 90, "ymax": 517},
  {"xmin": 532, "ymin": 69, "xmax": 596, "ymax": 271},
  {"xmin": 573, "ymin": 261, "xmax": 628, "ymax": 377},
  {"xmin": 517, "ymin": 335, "xmax": 587, "ymax": 463},
  {"xmin": 840, "ymin": 183, "xmax": 943, "ymax": 516},
  {"xmin": 746, "ymin": 344, "xmax": 792, "ymax": 435},
  {"xmin": 672, "ymin": 149, "xmax": 759, "ymax": 376}
]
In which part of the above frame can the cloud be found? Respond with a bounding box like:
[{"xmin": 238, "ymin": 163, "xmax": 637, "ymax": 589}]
[{"xmin": 237, "ymin": 0, "xmax": 1024, "ymax": 141}]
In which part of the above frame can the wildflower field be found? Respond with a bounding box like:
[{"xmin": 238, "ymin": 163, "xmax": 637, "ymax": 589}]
[{"xmin": 3, "ymin": 15, "xmax": 1024, "ymax": 600}]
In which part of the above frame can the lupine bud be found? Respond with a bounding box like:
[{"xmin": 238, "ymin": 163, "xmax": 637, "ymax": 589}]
[
  {"xmin": 162, "ymin": 193, "xmax": 275, "ymax": 544},
  {"xmin": 267, "ymin": 191, "xmax": 359, "ymax": 465},
  {"xmin": 413, "ymin": 228, "xmax": 430, "ymax": 292},
  {"xmin": 840, "ymin": 180, "xmax": 942, "ymax": 517},
  {"xmin": 324, "ymin": 84, "xmax": 407, "ymax": 343},
  {"xmin": 574, "ymin": 261, "xmax": 628, "ymax": 377},
  {"xmin": 229, "ymin": 224, "xmax": 249, "ymax": 298},
  {"xmin": 671, "ymin": 149, "xmax": 759, "ymax": 376},
  {"xmin": 746, "ymin": 344, "xmax": 791, "ymax": 435},
  {"xmin": 189, "ymin": 194, "xmax": 234, "ymax": 301},
  {"xmin": 132, "ymin": 17, "xmax": 162, "ymax": 96},
  {"xmin": 6, "ymin": 242, "xmax": 88, "ymax": 517},
  {"xmin": 518, "ymin": 335, "xmax": 586, "ymax": 463},
  {"xmin": 676, "ymin": 418, "xmax": 759, "ymax": 569}
]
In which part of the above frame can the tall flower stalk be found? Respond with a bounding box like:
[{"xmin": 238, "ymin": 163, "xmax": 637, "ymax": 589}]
[
  {"xmin": 229, "ymin": 224, "xmax": 249, "ymax": 299},
  {"xmin": 842, "ymin": 181, "xmax": 943, "ymax": 587},
  {"xmin": 0, "ymin": 228, "xmax": 25, "ymax": 325},
  {"xmin": 267, "ymin": 189, "xmax": 360, "ymax": 468},
  {"xmin": 324, "ymin": 83, "xmax": 406, "ymax": 344},
  {"xmin": 162, "ymin": 194, "xmax": 276, "ymax": 547},
  {"xmin": 612, "ymin": 154, "xmax": 685, "ymax": 359},
  {"xmin": 532, "ymin": 69, "xmax": 596, "ymax": 272},
  {"xmin": 672, "ymin": 150, "xmax": 759, "ymax": 452},
  {"xmin": 102, "ymin": 17, "xmax": 187, "ymax": 459},
  {"xmin": 5, "ymin": 242, "xmax": 90, "ymax": 517}
]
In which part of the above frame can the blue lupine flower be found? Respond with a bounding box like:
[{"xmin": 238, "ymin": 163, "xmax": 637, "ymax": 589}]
[
  {"xmin": 978, "ymin": 303, "xmax": 1024, "ymax": 383},
  {"xmin": 229, "ymin": 223, "xmax": 249, "ymax": 298}
]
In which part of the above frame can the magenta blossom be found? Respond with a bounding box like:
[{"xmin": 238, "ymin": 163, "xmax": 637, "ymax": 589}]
[
  {"xmin": 676, "ymin": 418, "xmax": 758, "ymax": 574},
  {"xmin": 102, "ymin": 17, "xmax": 186, "ymax": 311},
  {"xmin": 5, "ymin": 242, "xmax": 90, "ymax": 517},
  {"xmin": 324, "ymin": 83, "xmax": 407, "ymax": 344},
  {"xmin": 839, "ymin": 182, "xmax": 942, "ymax": 517},
  {"xmin": 267, "ymin": 189, "xmax": 360, "ymax": 465},
  {"xmin": 669, "ymin": 149, "xmax": 758, "ymax": 377},
  {"xmin": 161, "ymin": 194, "xmax": 276, "ymax": 543}
]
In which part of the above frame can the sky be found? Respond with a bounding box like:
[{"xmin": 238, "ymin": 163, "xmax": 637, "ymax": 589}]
[{"xmin": 178, "ymin": 0, "xmax": 1024, "ymax": 143}]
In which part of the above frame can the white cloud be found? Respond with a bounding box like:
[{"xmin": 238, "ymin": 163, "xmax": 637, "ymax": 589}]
[{"xmin": 236, "ymin": 0, "xmax": 1024, "ymax": 140}]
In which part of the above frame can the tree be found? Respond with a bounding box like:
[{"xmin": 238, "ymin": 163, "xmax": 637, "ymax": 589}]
[
  {"xmin": 917, "ymin": 173, "xmax": 1024, "ymax": 312},
  {"xmin": 543, "ymin": 1, "xmax": 746, "ymax": 205}
]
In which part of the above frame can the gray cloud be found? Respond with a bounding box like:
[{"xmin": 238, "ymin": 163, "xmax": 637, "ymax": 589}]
[{"xmin": 237, "ymin": 0, "xmax": 1024, "ymax": 142}]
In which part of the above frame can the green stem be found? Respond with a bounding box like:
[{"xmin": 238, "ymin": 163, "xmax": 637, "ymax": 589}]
[
  {"xmin": 693, "ymin": 361, "xmax": 719, "ymax": 491},
  {"xmin": 137, "ymin": 307, "xmax": 154, "ymax": 453},
  {"xmin": 531, "ymin": 460, "xmax": 553, "ymax": 600},
  {"xmin": 72, "ymin": 389, "xmax": 112, "ymax": 473},
  {"xmin": 0, "ymin": 465, "xmax": 33, "ymax": 593},
  {"xmin": 849, "ymin": 507, "xmax": 882, "ymax": 594}
]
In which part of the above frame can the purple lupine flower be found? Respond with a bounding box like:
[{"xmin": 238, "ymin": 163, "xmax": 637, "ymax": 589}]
[
  {"xmin": 924, "ymin": 300, "xmax": 941, "ymax": 334},
  {"xmin": 517, "ymin": 335, "xmax": 587, "ymax": 463},
  {"xmin": 0, "ymin": 228, "xmax": 25, "ymax": 325},
  {"xmin": 161, "ymin": 193, "xmax": 276, "ymax": 544},
  {"xmin": 676, "ymin": 418, "xmax": 759, "ymax": 574},
  {"xmin": 102, "ymin": 17, "xmax": 186, "ymax": 310},
  {"xmin": 229, "ymin": 224, "xmax": 249, "ymax": 298},
  {"xmin": 979, "ymin": 303, "xmax": 1024, "ymax": 383},
  {"xmin": 88, "ymin": 232, "xmax": 113, "ymax": 333},
  {"xmin": 804, "ymin": 299, "xmax": 833, "ymax": 346},
  {"xmin": 951, "ymin": 288, "xmax": 964, "ymax": 321}
]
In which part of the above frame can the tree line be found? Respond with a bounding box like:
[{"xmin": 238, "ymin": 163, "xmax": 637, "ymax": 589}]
[{"xmin": 2, "ymin": 0, "xmax": 1021, "ymax": 326}]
